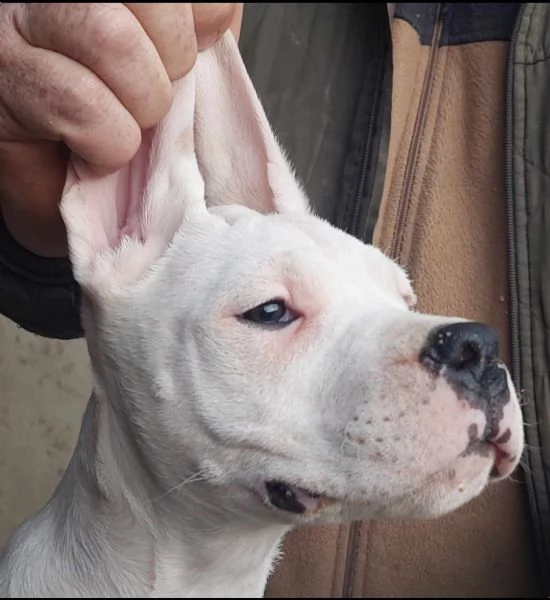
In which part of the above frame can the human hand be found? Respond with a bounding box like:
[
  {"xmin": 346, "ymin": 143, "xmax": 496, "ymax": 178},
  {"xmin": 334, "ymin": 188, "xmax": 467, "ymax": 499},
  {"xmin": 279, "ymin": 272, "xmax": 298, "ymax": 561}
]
[{"xmin": 0, "ymin": 3, "xmax": 243, "ymax": 257}]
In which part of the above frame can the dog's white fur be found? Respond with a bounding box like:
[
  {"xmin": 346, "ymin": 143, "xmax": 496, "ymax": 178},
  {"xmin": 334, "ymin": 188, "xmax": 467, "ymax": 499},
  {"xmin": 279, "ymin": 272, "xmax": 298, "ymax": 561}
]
[{"xmin": 0, "ymin": 33, "xmax": 524, "ymax": 598}]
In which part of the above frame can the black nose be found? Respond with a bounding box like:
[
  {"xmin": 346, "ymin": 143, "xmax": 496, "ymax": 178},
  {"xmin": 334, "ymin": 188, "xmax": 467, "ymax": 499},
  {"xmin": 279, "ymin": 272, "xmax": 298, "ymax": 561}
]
[
  {"xmin": 420, "ymin": 322, "xmax": 510, "ymax": 440},
  {"xmin": 420, "ymin": 322, "xmax": 499, "ymax": 380}
]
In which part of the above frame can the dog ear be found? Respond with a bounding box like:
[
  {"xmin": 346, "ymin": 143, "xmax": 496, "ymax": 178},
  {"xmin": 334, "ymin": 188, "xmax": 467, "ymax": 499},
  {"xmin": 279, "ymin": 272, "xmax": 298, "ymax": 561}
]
[
  {"xmin": 60, "ymin": 72, "xmax": 208, "ymax": 298},
  {"xmin": 60, "ymin": 31, "xmax": 309, "ymax": 299},
  {"xmin": 193, "ymin": 32, "xmax": 310, "ymax": 216}
]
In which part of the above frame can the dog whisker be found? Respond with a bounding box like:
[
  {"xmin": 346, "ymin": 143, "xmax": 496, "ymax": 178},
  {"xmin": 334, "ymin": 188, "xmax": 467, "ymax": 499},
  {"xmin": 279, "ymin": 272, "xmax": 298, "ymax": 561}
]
[
  {"xmin": 518, "ymin": 459, "xmax": 533, "ymax": 477},
  {"xmin": 522, "ymin": 442, "xmax": 542, "ymax": 452},
  {"xmin": 148, "ymin": 470, "xmax": 208, "ymax": 504},
  {"xmin": 506, "ymin": 473, "xmax": 525, "ymax": 485}
]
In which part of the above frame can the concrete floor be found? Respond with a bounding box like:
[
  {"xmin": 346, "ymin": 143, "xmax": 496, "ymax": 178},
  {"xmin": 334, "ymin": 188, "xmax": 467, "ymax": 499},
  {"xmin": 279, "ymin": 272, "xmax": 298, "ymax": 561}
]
[{"xmin": 0, "ymin": 315, "xmax": 91, "ymax": 545}]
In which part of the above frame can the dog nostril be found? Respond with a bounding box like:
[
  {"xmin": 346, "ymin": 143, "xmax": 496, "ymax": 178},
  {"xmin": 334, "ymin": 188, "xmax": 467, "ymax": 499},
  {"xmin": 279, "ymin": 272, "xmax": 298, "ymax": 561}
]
[
  {"xmin": 456, "ymin": 341, "xmax": 482, "ymax": 371},
  {"xmin": 420, "ymin": 322, "xmax": 499, "ymax": 376}
]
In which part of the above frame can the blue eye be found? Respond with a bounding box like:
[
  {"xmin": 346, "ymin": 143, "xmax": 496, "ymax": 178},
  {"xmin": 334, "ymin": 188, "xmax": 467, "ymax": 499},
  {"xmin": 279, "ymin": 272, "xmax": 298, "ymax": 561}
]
[{"xmin": 241, "ymin": 300, "xmax": 297, "ymax": 326}]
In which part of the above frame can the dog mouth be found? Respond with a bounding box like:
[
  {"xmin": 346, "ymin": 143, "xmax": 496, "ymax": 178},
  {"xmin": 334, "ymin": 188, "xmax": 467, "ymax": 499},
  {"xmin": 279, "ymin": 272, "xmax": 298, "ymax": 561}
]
[
  {"xmin": 265, "ymin": 480, "xmax": 332, "ymax": 514},
  {"xmin": 462, "ymin": 424, "xmax": 518, "ymax": 481},
  {"xmin": 488, "ymin": 440, "xmax": 516, "ymax": 480},
  {"xmin": 264, "ymin": 420, "xmax": 518, "ymax": 515},
  {"xmin": 264, "ymin": 445, "xmax": 508, "ymax": 518},
  {"xmin": 265, "ymin": 445, "xmax": 510, "ymax": 515}
]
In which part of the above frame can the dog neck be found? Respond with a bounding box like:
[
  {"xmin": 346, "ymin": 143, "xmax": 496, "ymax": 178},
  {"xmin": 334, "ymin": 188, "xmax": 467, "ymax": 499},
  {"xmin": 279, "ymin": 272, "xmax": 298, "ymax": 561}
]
[{"xmin": 2, "ymin": 392, "xmax": 289, "ymax": 598}]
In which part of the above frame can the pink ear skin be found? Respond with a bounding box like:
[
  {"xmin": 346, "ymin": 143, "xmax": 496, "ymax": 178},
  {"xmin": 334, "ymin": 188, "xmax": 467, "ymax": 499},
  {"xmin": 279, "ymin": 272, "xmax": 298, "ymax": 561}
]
[{"xmin": 60, "ymin": 72, "xmax": 205, "ymax": 296}]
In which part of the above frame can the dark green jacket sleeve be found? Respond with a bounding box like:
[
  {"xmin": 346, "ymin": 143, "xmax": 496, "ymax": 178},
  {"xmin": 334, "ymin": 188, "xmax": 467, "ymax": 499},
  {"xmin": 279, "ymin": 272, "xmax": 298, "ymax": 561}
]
[{"xmin": 0, "ymin": 213, "xmax": 83, "ymax": 339}]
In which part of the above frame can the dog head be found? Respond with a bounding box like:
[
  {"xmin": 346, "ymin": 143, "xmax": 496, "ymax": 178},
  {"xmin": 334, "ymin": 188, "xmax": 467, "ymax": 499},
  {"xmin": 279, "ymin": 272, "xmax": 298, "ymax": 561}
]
[{"xmin": 60, "ymin": 33, "xmax": 524, "ymax": 527}]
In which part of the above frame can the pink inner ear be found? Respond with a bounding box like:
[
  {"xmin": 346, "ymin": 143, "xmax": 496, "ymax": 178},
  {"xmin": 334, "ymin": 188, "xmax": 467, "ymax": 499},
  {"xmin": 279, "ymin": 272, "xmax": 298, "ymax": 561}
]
[
  {"xmin": 61, "ymin": 70, "xmax": 205, "ymax": 293},
  {"xmin": 67, "ymin": 127, "xmax": 156, "ymax": 252},
  {"xmin": 117, "ymin": 128, "xmax": 156, "ymax": 243},
  {"xmin": 61, "ymin": 123, "xmax": 170, "ymax": 292}
]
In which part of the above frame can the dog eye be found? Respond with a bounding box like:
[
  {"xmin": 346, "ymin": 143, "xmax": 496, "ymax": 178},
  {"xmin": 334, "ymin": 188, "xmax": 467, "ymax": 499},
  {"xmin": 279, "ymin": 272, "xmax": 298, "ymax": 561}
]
[{"xmin": 241, "ymin": 300, "xmax": 297, "ymax": 326}]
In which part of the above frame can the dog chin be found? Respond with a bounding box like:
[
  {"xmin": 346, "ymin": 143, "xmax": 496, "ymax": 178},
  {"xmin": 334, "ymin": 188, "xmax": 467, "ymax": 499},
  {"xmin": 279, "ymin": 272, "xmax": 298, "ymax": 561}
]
[{"xmin": 261, "ymin": 452, "xmax": 496, "ymax": 524}]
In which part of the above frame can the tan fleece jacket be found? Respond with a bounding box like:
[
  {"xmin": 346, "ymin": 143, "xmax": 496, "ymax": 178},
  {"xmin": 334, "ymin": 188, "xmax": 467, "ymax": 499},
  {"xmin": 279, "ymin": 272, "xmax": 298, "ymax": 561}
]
[{"xmin": 265, "ymin": 7, "xmax": 543, "ymax": 598}]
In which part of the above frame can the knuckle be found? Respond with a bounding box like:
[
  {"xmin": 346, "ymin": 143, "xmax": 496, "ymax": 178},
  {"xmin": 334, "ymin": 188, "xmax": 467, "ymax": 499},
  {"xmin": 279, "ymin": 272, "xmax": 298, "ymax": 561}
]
[
  {"xmin": 61, "ymin": 70, "xmax": 101, "ymax": 116},
  {"xmin": 60, "ymin": 84, "xmax": 141, "ymax": 167},
  {"xmin": 56, "ymin": 76, "xmax": 113, "ymax": 137},
  {"xmin": 0, "ymin": 6, "xmax": 21, "ymax": 66},
  {"xmin": 82, "ymin": 5, "xmax": 143, "ymax": 64}
]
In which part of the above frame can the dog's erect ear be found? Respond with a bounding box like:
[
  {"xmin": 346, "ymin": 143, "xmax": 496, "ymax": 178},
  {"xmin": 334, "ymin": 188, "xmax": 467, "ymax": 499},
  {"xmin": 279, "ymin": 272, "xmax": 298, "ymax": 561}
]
[
  {"xmin": 193, "ymin": 33, "xmax": 310, "ymax": 216},
  {"xmin": 60, "ymin": 71, "xmax": 208, "ymax": 297},
  {"xmin": 60, "ymin": 31, "xmax": 309, "ymax": 298}
]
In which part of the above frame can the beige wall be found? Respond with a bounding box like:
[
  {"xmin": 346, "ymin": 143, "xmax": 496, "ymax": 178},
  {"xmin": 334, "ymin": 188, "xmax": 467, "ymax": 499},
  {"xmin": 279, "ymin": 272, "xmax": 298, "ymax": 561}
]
[{"xmin": 0, "ymin": 316, "xmax": 90, "ymax": 544}]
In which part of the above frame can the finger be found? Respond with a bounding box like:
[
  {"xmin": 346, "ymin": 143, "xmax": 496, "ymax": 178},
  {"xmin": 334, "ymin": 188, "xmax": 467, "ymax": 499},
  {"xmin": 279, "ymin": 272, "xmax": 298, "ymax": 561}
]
[
  {"xmin": 229, "ymin": 4, "xmax": 244, "ymax": 41},
  {"xmin": 0, "ymin": 141, "xmax": 69, "ymax": 257},
  {"xmin": 13, "ymin": 3, "xmax": 173, "ymax": 130},
  {"xmin": 192, "ymin": 3, "xmax": 239, "ymax": 51},
  {"xmin": 1, "ymin": 39, "xmax": 141, "ymax": 170},
  {"xmin": 125, "ymin": 3, "xmax": 198, "ymax": 81}
]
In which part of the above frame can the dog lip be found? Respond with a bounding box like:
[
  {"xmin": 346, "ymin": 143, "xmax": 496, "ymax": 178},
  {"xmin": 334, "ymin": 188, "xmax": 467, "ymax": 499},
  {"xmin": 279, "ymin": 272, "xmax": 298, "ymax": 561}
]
[
  {"xmin": 265, "ymin": 480, "xmax": 327, "ymax": 514},
  {"xmin": 462, "ymin": 439, "xmax": 514, "ymax": 481},
  {"xmin": 488, "ymin": 441, "xmax": 515, "ymax": 480}
]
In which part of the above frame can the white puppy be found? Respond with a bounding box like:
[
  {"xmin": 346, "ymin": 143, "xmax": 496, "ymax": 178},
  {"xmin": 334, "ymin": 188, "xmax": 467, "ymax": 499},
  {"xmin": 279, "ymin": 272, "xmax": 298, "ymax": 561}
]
[{"xmin": 0, "ymin": 33, "xmax": 524, "ymax": 598}]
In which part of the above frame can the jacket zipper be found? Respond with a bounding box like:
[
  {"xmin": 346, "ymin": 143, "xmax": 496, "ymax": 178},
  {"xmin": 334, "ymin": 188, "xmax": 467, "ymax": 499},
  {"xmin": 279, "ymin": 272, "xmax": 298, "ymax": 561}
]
[
  {"xmin": 505, "ymin": 6, "xmax": 521, "ymax": 417},
  {"xmin": 504, "ymin": 4, "xmax": 549, "ymax": 594},
  {"xmin": 342, "ymin": 520, "xmax": 361, "ymax": 598},
  {"xmin": 342, "ymin": 6, "xmax": 444, "ymax": 597},
  {"xmin": 389, "ymin": 3, "xmax": 443, "ymax": 261},
  {"xmin": 342, "ymin": 13, "xmax": 388, "ymax": 597}
]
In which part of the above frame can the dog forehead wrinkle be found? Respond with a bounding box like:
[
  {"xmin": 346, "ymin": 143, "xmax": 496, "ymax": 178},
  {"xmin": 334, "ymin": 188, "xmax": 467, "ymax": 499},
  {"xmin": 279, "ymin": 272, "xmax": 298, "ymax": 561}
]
[
  {"xmin": 210, "ymin": 209, "xmax": 365, "ymax": 280},
  {"xmin": 124, "ymin": 209, "xmax": 404, "ymax": 326},
  {"xmin": 278, "ymin": 213, "xmax": 413, "ymax": 301}
]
